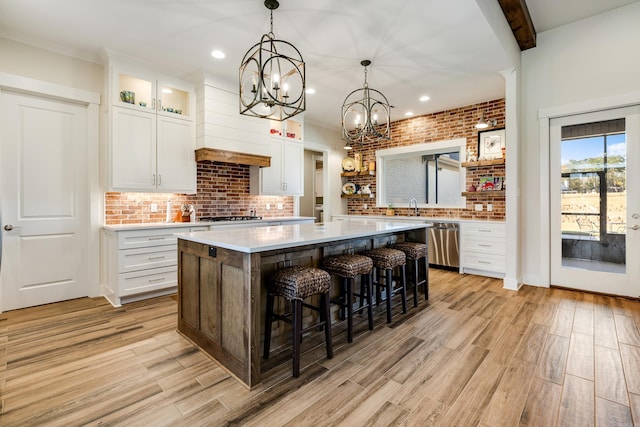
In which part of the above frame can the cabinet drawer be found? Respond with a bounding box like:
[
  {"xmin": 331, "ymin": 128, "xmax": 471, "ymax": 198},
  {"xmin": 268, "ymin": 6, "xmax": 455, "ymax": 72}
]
[
  {"xmin": 118, "ymin": 245, "xmax": 177, "ymax": 273},
  {"xmin": 462, "ymin": 222, "xmax": 505, "ymax": 238},
  {"xmin": 462, "ymin": 237, "xmax": 505, "ymax": 255},
  {"xmin": 117, "ymin": 227, "xmax": 183, "ymax": 249},
  {"xmin": 119, "ymin": 266, "xmax": 177, "ymax": 296},
  {"xmin": 462, "ymin": 252, "xmax": 505, "ymax": 273}
]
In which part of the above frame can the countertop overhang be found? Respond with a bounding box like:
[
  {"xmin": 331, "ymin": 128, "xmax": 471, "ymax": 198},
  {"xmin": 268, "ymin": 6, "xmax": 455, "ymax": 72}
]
[{"xmin": 176, "ymin": 219, "xmax": 429, "ymax": 253}]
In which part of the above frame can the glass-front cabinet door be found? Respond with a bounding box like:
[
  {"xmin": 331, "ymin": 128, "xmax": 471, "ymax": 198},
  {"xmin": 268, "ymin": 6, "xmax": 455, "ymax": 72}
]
[
  {"xmin": 550, "ymin": 105, "xmax": 640, "ymax": 297},
  {"xmin": 115, "ymin": 71, "xmax": 192, "ymax": 119}
]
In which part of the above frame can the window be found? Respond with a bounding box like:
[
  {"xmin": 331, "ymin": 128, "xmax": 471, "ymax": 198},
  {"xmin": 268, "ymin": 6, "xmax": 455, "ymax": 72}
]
[{"xmin": 376, "ymin": 138, "xmax": 467, "ymax": 208}]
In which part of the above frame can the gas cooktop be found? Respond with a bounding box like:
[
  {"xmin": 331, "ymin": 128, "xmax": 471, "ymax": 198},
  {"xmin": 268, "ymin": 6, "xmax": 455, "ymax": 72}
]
[{"xmin": 198, "ymin": 216, "xmax": 262, "ymax": 222}]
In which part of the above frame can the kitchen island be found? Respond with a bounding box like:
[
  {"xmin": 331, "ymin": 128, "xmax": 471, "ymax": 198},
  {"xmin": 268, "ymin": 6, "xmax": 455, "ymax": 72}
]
[{"xmin": 175, "ymin": 220, "xmax": 428, "ymax": 389}]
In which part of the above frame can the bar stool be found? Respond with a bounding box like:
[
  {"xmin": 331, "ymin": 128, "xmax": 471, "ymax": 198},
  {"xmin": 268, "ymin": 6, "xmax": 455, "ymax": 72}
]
[
  {"xmin": 363, "ymin": 247, "xmax": 407, "ymax": 323},
  {"xmin": 263, "ymin": 265, "xmax": 333, "ymax": 378},
  {"xmin": 322, "ymin": 254, "xmax": 374, "ymax": 343},
  {"xmin": 393, "ymin": 242, "xmax": 429, "ymax": 306}
]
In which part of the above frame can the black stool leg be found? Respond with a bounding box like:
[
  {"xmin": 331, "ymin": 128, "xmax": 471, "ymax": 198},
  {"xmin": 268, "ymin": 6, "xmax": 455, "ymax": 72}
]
[
  {"xmin": 323, "ymin": 293, "xmax": 333, "ymax": 359},
  {"xmin": 365, "ymin": 273, "xmax": 374, "ymax": 330},
  {"xmin": 292, "ymin": 299, "xmax": 302, "ymax": 377},
  {"xmin": 423, "ymin": 256, "xmax": 429, "ymax": 300},
  {"xmin": 346, "ymin": 277, "xmax": 354, "ymax": 343},
  {"xmin": 400, "ymin": 264, "xmax": 407, "ymax": 314},
  {"xmin": 263, "ymin": 292, "xmax": 274, "ymax": 359},
  {"xmin": 385, "ymin": 268, "xmax": 392, "ymax": 323},
  {"xmin": 375, "ymin": 268, "xmax": 382, "ymax": 306},
  {"xmin": 412, "ymin": 258, "xmax": 419, "ymax": 307}
]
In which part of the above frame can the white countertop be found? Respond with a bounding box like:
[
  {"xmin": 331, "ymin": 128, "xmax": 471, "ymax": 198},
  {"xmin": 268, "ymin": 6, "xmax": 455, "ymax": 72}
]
[
  {"xmin": 176, "ymin": 219, "xmax": 429, "ymax": 253},
  {"xmin": 102, "ymin": 216, "xmax": 315, "ymax": 231}
]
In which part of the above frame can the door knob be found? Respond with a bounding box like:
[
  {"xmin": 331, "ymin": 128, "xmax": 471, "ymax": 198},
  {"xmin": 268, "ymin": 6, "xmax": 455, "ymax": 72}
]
[
  {"xmin": 631, "ymin": 224, "xmax": 640, "ymax": 231},
  {"xmin": 4, "ymin": 224, "xmax": 16, "ymax": 231}
]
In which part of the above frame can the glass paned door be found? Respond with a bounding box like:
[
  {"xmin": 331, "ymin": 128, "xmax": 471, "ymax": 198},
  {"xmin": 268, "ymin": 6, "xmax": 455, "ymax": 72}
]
[{"xmin": 550, "ymin": 106, "xmax": 640, "ymax": 297}]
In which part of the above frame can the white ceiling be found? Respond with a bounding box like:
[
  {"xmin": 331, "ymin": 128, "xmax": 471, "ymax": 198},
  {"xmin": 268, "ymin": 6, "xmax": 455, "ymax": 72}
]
[{"xmin": 0, "ymin": 0, "xmax": 636, "ymax": 130}]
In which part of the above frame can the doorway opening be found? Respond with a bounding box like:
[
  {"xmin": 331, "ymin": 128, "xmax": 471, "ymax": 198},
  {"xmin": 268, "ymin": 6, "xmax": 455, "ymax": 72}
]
[{"xmin": 301, "ymin": 149, "xmax": 324, "ymax": 222}]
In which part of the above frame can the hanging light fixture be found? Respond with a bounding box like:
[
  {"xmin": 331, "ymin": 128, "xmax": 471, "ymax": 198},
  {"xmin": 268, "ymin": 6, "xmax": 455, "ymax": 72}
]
[
  {"xmin": 475, "ymin": 112, "xmax": 497, "ymax": 129},
  {"xmin": 239, "ymin": 0, "xmax": 305, "ymax": 121},
  {"xmin": 341, "ymin": 60, "xmax": 391, "ymax": 145}
]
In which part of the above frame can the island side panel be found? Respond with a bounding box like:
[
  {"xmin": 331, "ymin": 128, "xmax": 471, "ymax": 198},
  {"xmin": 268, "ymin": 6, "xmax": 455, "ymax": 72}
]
[{"xmin": 177, "ymin": 239, "xmax": 254, "ymax": 387}]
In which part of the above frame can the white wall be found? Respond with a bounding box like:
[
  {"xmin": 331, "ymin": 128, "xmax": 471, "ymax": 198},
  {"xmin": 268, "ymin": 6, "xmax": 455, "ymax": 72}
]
[
  {"xmin": 0, "ymin": 37, "xmax": 103, "ymax": 94},
  {"xmin": 520, "ymin": 2, "xmax": 640, "ymax": 286},
  {"xmin": 303, "ymin": 122, "xmax": 345, "ymax": 218}
]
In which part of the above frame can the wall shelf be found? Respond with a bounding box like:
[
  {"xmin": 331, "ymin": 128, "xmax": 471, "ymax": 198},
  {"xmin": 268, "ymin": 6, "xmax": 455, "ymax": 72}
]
[
  {"xmin": 341, "ymin": 171, "xmax": 375, "ymax": 177},
  {"xmin": 462, "ymin": 191, "xmax": 505, "ymax": 197},
  {"xmin": 462, "ymin": 158, "xmax": 505, "ymax": 168},
  {"xmin": 341, "ymin": 193, "xmax": 374, "ymax": 199}
]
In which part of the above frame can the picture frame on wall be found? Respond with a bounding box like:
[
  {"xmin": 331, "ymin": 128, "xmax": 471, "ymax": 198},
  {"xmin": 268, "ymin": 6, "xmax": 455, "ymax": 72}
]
[{"xmin": 478, "ymin": 128, "xmax": 506, "ymax": 160}]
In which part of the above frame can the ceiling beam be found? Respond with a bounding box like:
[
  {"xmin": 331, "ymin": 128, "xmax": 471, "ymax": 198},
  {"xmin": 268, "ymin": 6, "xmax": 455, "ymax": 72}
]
[{"xmin": 497, "ymin": 0, "xmax": 536, "ymax": 50}]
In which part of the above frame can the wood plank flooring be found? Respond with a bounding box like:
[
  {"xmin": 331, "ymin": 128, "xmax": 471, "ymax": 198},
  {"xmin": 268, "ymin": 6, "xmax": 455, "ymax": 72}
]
[{"xmin": 2, "ymin": 269, "xmax": 640, "ymax": 426}]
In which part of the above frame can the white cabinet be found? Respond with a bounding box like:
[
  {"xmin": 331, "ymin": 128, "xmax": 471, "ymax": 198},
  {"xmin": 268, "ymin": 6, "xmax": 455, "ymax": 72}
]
[
  {"xmin": 460, "ymin": 222, "xmax": 506, "ymax": 278},
  {"xmin": 251, "ymin": 118, "xmax": 304, "ymax": 196},
  {"xmin": 102, "ymin": 226, "xmax": 206, "ymax": 306},
  {"xmin": 108, "ymin": 62, "xmax": 196, "ymax": 193}
]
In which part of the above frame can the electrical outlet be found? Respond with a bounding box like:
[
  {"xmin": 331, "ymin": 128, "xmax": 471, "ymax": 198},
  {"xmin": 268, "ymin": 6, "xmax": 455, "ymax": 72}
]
[
  {"xmin": 363, "ymin": 203, "xmax": 368, "ymax": 210},
  {"xmin": 277, "ymin": 203, "xmax": 283, "ymax": 210},
  {"xmin": 266, "ymin": 203, "xmax": 270, "ymax": 210},
  {"xmin": 487, "ymin": 203, "xmax": 493, "ymax": 212},
  {"xmin": 474, "ymin": 203, "xmax": 483, "ymax": 211},
  {"xmin": 150, "ymin": 203, "xmax": 158, "ymax": 213}
]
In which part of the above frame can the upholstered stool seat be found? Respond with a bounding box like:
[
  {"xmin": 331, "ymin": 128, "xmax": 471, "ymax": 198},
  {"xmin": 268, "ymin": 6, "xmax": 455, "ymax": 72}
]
[
  {"xmin": 263, "ymin": 265, "xmax": 333, "ymax": 378},
  {"xmin": 322, "ymin": 254, "xmax": 374, "ymax": 343},
  {"xmin": 393, "ymin": 242, "xmax": 429, "ymax": 306},
  {"xmin": 363, "ymin": 247, "xmax": 407, "ymax": 323}
]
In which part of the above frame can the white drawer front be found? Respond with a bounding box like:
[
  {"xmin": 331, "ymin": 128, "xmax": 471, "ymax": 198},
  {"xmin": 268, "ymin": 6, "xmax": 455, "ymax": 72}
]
[
  {"xmin": 462, "ymin": 222, "xmax": 506, "ymax": 238},
  {"xmin": 119, "ymin": 266, "xmax": 177, "ymax": 296},
  {"xmin": 117, "ymin": 228, "xmax": 183, "ymax": 249},
  {"xmin": 462, "ymin": 252, "xmax": 505, "ymax": 273},
  {"xmin": 462, "ymin": 237, "xmax": 506, "ymax": 255},
  {"xmin": 118, "ymin": 245, "xmax": 177, "ymax": 273}
]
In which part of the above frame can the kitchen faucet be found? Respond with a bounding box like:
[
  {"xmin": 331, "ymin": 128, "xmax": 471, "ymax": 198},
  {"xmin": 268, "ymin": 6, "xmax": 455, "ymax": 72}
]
[{"xmin": 409, "ymin": 197, "xmax": 419, "ymax": 216}]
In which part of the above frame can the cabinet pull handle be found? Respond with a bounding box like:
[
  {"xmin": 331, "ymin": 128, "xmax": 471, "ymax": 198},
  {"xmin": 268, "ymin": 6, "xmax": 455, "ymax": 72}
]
[
  {"xmin": 148, "ymin": 237, "xmax": 165, "ymax": 241},
  {"xmin": 478, "ymin": 229, "xmax": 492, "ymax": 233},
  {"xmin": 148, "ymin": 277, "xmax": 166, "ymax": 283},
  {"xmin": 152, "ymin": 174, "xmax": 156, "ymax": 185},
  {"xmin": 152, "ymin": 98, "xmax": 156, "ymax": 110},
  {"xmin": 478, "ymin": 244, "xmax": 492, "ymax": 247},
  {"xmin": 158, "ymin": 174, "xmax": 162, "ymax": 186},
  {"xmin": 478, "ymin": 260, "xmax": 491, "ymax": 264},
  {"xmin": 148, "ymin": 256, "xmax": 166, "ymax": 260}
]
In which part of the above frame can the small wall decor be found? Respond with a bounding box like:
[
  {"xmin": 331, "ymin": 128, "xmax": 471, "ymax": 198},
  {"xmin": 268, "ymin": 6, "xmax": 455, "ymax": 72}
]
[{"xmin": 478, "ymin": 128, "xmax": 506, "ymax": 160}]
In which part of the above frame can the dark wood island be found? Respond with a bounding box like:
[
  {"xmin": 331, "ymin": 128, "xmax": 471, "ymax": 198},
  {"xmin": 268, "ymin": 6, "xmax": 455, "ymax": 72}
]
[{"xmin": 176, "ymin": 220, "xmax": 428, "ymax": 389}]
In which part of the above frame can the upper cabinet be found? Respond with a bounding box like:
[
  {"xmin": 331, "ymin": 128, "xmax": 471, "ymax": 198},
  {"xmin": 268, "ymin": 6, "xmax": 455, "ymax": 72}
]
[
  {"xmin": 250, "ymin": 118, "xmax": 304, "ymax": 196},
  {"xmin": 107, "ymin": 61, "xmax": 196, "ymax": 193}
]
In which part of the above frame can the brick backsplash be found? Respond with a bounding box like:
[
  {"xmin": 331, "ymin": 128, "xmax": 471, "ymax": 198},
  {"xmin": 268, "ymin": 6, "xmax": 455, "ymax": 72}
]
[
  {"xmin": 346, "ymin": 99, "xmax": 506, "ymax": 220},
  {"xmin": 104, "ymin": 162, "xmax": 294, "ymax": 225}
]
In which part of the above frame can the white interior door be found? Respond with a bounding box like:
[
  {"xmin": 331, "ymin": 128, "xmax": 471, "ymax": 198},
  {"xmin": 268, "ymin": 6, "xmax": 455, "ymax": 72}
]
[
  {"xmin": 550, "ymin": 105, "xmax": 640, "ymax": 297},
  {"xmin": 0, "ymin": 91, "xmax": 90, "ymax": 311}
]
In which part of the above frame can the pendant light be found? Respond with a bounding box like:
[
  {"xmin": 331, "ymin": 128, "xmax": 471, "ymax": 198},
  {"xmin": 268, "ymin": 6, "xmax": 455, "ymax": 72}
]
[
  {"xmin": 239, "ymin": 0, "xmax": 305, "ymax": 121},
  {"xmin": 341, "ymin": 60, "xmax": 391, "ymax": 144}
]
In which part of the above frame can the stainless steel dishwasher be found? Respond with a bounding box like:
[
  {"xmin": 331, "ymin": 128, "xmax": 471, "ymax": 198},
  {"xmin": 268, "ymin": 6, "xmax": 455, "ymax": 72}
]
[{"xmin": 428, "ymin": 222, "xmax": 459, "ymax": 269}]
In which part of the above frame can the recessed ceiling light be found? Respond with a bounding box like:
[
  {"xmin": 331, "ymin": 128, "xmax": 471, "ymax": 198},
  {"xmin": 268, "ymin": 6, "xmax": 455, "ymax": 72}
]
[
  {"xmin": 211, "ymin": 50, "xmax": 226, "ymax": 59},
  {"xmin": 405, "ymin": 111, "xmax": 414, "ymax": 116},
  {"xmin": 305, "ymin": 88, "xmax": 316, "ymax": 94},
  {"xmin": 419, "ymin": 95, "xmax": 430, "ymax": 102}
]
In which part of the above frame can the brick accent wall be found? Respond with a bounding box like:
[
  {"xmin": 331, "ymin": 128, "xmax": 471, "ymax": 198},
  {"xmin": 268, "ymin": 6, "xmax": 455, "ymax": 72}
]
[
  {"xmin": 346, "ymin": 98, "xmax": 506, "ymax": 221},
  {"xmin": 104, "ymin": 162, "xmax": 294, "ymax": 225}
]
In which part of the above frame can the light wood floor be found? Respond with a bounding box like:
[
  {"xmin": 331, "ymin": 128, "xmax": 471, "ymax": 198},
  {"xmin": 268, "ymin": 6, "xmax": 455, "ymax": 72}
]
[{"xmin": 2, "ymin": 269, "xmax": 640, "ymax": 426}]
